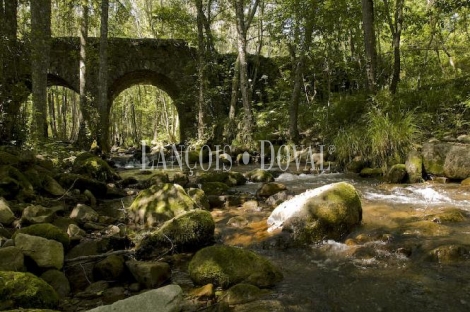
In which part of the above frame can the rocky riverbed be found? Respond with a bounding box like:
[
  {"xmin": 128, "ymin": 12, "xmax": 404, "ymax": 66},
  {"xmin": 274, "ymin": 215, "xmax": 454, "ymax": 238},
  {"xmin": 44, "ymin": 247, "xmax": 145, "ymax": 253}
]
[{"xmin": 1, "ymin": 143, "xmax": 470, "ymax": 312}]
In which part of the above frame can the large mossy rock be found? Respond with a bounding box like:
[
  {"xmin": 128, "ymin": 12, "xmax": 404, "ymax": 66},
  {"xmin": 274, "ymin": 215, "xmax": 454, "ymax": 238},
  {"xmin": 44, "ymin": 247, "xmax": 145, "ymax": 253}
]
[
  {"xmin": 405, "ymin": 151, "xmax": 424, "ymax": 183},
  {"xmin": 0, "ymin": 271, "xmax": 59, "ymax": 310},
  {"xmin": 187, "ymin": 188, "xmax": 210, "ymax": 210},
  {"xmin": 14, "ymin": 223, "xmax": 70, "ymax": 249},
  {"xmin": 188, "ymin": 245, "xmax": 283, "ymax": 289},
  {"xmin": 0, "ymin": 197, "xmax": 15, "ymax": 225},
  {"xmin": 125, "ymin": 260, "xmax": 171, "ymax": 289},
  {"xmin": 87, "ymin": 285, "xmax": 183, "ymax": 312},
  {"xmin": 136, "ymin": 210, "xmax": 215, "ymax": 259},
  {"xmin": 244, "ymin": 169, "xmax": 274, "ymax": 183},
  {"xmin": 387, "ymin": 164, "xmax": 407, "ymax": 184},
  {"xmin": 14, "ymin": 233, "xmax": 64, "ymax": 270},
  {"xmin": 200, "ymin": 182, "xmax": 230, "ymax": 196},
  {"xmin": 0, "ymin": 246, "xmax": 25, "ymax": 272},
  {"xmin": 40, "ymin": 269, "xmax": 71, "ymax": 298},
  {"xmin": 359, "ymin": 168, "xmax": 383, "ymax": 178},
  {"xmin": 21, "ymin": 205, "xmax": 57, "ymax": 225},
  {"xmin": 72, "ymin": 152, "xmax": 119, "ymax": 182},
  {"xmin": 128, "ymin": 183, "xmax": 197, "ymax": 226},
  {"xmin": 0, "ymin": 165, "xmax": 34, "ymax": 200},
  {"xmin": 422, "ymin": 142, "xmax": 451, "ymax": 176},
  {"xmin": 256, "ymin": 183, "xmax": 287, "ymax": 197},
  {"xmin": 443, "ymin": 144, "xmax": 470, "ymax": 180},
  {"xmin": 267, "ymin": 182, "xmax": 362, "ymax": 244}
]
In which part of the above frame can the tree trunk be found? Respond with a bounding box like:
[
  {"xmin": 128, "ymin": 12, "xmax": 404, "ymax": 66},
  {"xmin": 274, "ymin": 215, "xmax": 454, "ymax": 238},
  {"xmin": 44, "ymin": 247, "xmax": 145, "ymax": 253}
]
[
  {"xmin": 361, "ymin": 0, "xmax": 377, "ymax": 93},
  {"xmin": 233, "ymin": 0, "xmax": 259, "ymax": 147},
  {"xmin": 384, "ymin": 0, "xmax": 404, "ymax": 94},
  {"xmin": 31, "ymin": 0, "xmax": 51, "ymax": 141},
  {"xmin": 288, "ymin": 15, "xmax": 314, "ymax": 144},
  {"xmin": 76, "ymin": 0, "xmax": 89, "ymax": 148},
  {"xmin": 98, "ymin": 0, "xmax": 109, "ymax": 152},
  {"xmin": 195, "ymin": 0, "xmax": 206, "ymax": 140}
]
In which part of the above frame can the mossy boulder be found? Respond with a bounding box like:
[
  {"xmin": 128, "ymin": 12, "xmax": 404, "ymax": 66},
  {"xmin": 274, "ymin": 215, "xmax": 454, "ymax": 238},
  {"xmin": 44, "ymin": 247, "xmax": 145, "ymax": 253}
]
[
  {"xmin": 223, "ymin": 283, "xmax": 268, "ymax": 305},
  {"xmin": 359, "ymin": 168, "xmax": 383, "ymax": 178},
  {"xmin": 187, "ymin": 188, "xmax": 210, "ymax": 210},
  {"xmin": 93, "ymin": 255, "xmax": 125, "ymax": 281},
  {"xmin": 140, "ymin": 172, "xmax": 170, "ymax": 189},
  {"xmin": 424, "ymin": 208, "xmax": 466, "ymax": 223},
  {"xmin": 0, "ymin": 271, "xmax": 59, "ymax": 310},
  {"xmin": 387, "ymin": 164, "xmax": 407, "ymax": 183},
  {"xmin": 72, "ymin": 153, "xmax": 119, "ymax": 182},
  {"xmin": 200, "ymin": 182, "xmax": 230, "ymax": 196},
  {"xmin": 56, "ymin": 173, "xmax": 108, "ymax": 197},
  {"xmin": 244, "ymin": 169, "xmax": 274, "ymax": 183},
  {"xmin": 346, "ymin": 160, "xmax": 366, "ymax": 173},
  {"xmin": 0, "ymin": 197, "xmax": 15, "ymax": 225},
  {"xmin": 40, "ymin": 270, "xmax": 70, "ymax": 298},
  {"xmin": 422, "ymin": 142, "xmax": 450, "ymax": 176},
  {"xmin": 69, "ymin": 204, "xmax": 99, "ymax": 224},
  {"xmin": 197, "ymin": 171, "xmax": 246, "ymax": 187},
  {"xmin": 267, "ymin": 182, "xmax": 362, "ymax": 244},
  {"xmin": 125, "ymin": 260, "xmax": 171, "ymax": 289},
  {"xmin": 135, "ymin": 210, "xmax": 215, "ymax": 259},
  {"xmin": 128, "ymin": 183, "xmax": 197, "ymax": 226},
  {"xmin": 188, "ymin": 245, "xmax": 283, "ymax": 289},
  {"xmin": 0, "ymin": 165, "xmax": 34, "ymax": 200},
  {"xmin": 21, "ymin": 205, "xmax": 57, "ymax": 224},
  {"xmin": 0, "ymin": 246, "xmax": 25, "ymax": 272},
  {"xmin": 256, "ymin": 183, "xmax": 287, "ymax": 197},
  {"xmin": 405, "ymin": 151, "xmax": 424, "ymax": 183},
  {"xmin": 14, "ymin": 223, "xmax": 70, "ymax": 249},
  {"xmin": 444, "ymin": 144, "xmax": 470, "ymax": 180},
  {"xmin": 15, "ymin": 233, "xmax": 64, "ymax": 270},
  {"xmin": 426, "ymin": 244, "xmax": 470, "ymax": 263}
]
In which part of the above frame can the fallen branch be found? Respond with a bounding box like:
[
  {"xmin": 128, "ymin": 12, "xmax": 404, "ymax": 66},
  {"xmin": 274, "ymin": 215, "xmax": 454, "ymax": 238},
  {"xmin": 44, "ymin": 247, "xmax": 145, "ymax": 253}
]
[{"xmin": 65, "ymin": 249, "xmax": 134, "ymax": 264}]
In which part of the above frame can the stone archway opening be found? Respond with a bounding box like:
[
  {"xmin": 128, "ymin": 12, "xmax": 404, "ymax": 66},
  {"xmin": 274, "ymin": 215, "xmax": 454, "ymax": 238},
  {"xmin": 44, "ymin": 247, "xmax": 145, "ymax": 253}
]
[
  {"xmin": 19, "ymin": 78, "xmax": 82, "ymax": 144},
  {"xmin": 110, "ymin": 84, "xmax": 180, "ymax": 148}
]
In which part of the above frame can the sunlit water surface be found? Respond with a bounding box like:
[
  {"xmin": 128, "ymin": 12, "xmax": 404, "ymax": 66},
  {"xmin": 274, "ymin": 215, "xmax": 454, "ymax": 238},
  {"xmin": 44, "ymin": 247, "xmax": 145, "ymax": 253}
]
[{"xmin": 205, "ymin": 172, "xmax": 470, "ymax": 312}]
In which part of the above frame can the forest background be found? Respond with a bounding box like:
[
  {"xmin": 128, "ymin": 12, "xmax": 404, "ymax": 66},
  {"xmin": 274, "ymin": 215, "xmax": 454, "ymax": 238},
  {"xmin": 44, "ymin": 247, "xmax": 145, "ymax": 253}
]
[{"xmin": 1, "ymin": 0, "xmax": 469, "ymax": 169}]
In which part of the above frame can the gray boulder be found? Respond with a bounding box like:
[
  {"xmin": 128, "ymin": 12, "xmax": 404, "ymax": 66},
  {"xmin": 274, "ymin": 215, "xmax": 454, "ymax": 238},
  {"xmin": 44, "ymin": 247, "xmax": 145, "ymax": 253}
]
[
  {"xmin": 70, "ymin": 204, "xmax": 99, "ymax": 224},
  {"xmin": 15, "ymin": 233, "xmax": 64, "ymax": 270},
  {"xmin": 405, "ymin": 151, "xmax": 423, "ymax": 183},
  {"xmin": 0, "ymin": 197, "xmax": 15, "ymax": 225},
  {"xmin": 41, "ymin": 269, "xmax": 71, "ymax": 298},
  {"xmin": 444, "ymin": 144, "xmax": 470, "ymax": 180},
  {"xmin": 422, "ymin": 142, "xmax": 451, "ymax": 176},
  {"xmin": 126, "ymin": 260, "xmax": 171, "ymax": 289},
  {"xmin": 267, "ymin": 182, "xmax": 362, "ymax": 244},
  {"xmin": 21, "ymin": 205, "xmax": 56, "ymax": 224},
  {"xmin": 86, "ymin": 284, "xmax": 183, "ymax": 312}
]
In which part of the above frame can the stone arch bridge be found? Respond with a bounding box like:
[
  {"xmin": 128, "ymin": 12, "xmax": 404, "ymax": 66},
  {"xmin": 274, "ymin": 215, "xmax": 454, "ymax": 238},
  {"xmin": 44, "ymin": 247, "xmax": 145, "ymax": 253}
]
[
  {"xmin": 12, "ymin": 37, "xmax": 278, "ymax": 144},
  {"xmin": 46, "ymin": 37, "xmax": 198, "ymax": 142}
]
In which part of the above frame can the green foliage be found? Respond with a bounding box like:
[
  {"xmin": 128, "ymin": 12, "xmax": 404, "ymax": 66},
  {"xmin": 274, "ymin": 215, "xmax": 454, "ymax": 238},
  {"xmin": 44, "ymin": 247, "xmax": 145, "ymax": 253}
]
[{"xmin": 333, "ymin": 108, "xmax": 420, "ymax": 169}]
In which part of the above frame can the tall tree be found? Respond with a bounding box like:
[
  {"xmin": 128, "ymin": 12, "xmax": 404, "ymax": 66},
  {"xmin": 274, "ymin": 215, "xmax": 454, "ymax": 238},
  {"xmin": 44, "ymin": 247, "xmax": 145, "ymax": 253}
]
[
  {"xmin": 288, "ymin": 0, "xmax": 316, "ymax": 143},
  {"xmin": 98, "ymin": 0, "xmax": 110, "ymax": 152},
  {"xmin": 195, "ymin": 0, "xmax": 208, "ymax": 140},
  {"xmin": 383, "ymin": 0, "xmax": 405, "ymax": 94},
  {"xmin": 232, "ymin": 0, "xmax": 260, "ymax": 147},
  {"xmin": 31, "ymin": 0, "xmax": 52, "ymax": 141},
  {"xmin": 76, "ymin": 0, "xmax": 89, "ymax": 146},
  {"xmin": 361, "ymin": 0, "xmax": 377, "ymax": 92}
]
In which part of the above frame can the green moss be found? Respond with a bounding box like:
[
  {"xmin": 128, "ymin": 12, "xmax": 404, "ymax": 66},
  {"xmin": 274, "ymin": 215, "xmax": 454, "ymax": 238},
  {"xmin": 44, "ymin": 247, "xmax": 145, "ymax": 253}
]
[
  {"xmin": 425, "ymin": 208, "xmax": 466, "ymax": 223},
  {"xmin": 136, "ymin": 210, "xmax": 215, "ymax": 258},
  {"xmin": 188, "ymin": 245, "xmax": 283, "ymax": 289},
  {"xmin": 201, "ymin": 182, "xmax": 230, "ymax": 196},
  {"xmin": 0, "ymin": 151, "xmax": 20, "ymax": 166},
  {"xmin": 128, "ymin": 183, "xmax": 196, "ymax": 226},
  {"xmin": 0, "ymin": 271, "xmax": 59, "ymax": 309},
  {"xmin": 223, "ymin": 283, "xmax": 267, "ymax": 305},
  {"xmin": 187, "ymin": 188, "xmax": 210, "ymax": 210},
  {"xmin": 72, "ymin": 153, "xmax": 118, "ymax": 182},
  {"xmin": 14, "ymin": 223, "xmax": 70, "ymax": 249},
  {"xmin": 359, "ymin": 167, "xmax": 384, "ymax": 178},
  {"xmin": 387, "ymin": 164, "xmax": 407, "ymax": 183},
  {"xmin": 56, "ymin": 173, "xmax": 107, "ymax": 196}
]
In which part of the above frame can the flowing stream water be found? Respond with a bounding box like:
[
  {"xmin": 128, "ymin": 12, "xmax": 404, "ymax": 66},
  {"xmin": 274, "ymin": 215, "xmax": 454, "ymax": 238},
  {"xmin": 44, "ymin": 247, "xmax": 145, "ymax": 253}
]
[{"xmin": 197, "ymin": 171, "xmax": 470, "ymax": 312}]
